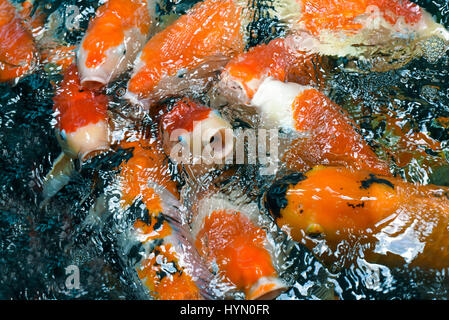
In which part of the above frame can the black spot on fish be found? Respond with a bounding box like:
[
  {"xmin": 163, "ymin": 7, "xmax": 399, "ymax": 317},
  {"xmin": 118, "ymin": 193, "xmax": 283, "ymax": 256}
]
[
  {"xmin": 156, "ymin": 269, "xmax": 167, "ymax": 280},
  {"xmin": 360, "ymin": 174, "xmax": 394, "ymax": 190},
  {"xmin": 307, "ymin": 232, "xmax": 323, "ymax": 239},
  {"xmin": 148, "ymin": 239, "xmax": 164, "ymax": 253},
  {"xmin": 153, "ymin": 214, "xmax": 166, "ymax": 231},
  {"xmin": 141, "ymin": 208, "xmax": 152, "ymax": 225},
  {"xmin": 128, "ymin": 242, "xmax": 144, "ymax": 266},
  {"xmin": 265, "ymin": 173, "xmax": 307, "ymax": 219},
  {"xmin": 425, "ymin": 148, "xmax": 439, "ymax": 156},
  {"xmin": 347, "ymin": 202, "xmax": 365, "ymax": 209}
]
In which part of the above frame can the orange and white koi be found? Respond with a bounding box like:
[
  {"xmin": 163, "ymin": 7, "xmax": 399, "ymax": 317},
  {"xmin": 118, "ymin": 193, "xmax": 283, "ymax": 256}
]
[
  {"xmin": 192, "ymin": 193, "xmax": 288, "ymax": 299},
  {"xmin": 0, "ymin": 0, "xmax": 38, "ymax": 82},
  {"xmin": 160, "ymin": 98, "xmax": 234, "ymax": 166},
  {"xmin": 277, "ymin": 0, "xmax": 449, "ymax": 68},
  {"xmin": 217, "ymin": 36, "xmax": 327, "ymax": 104},
  {"xmin": 117, "ymin": 136, "xmax": 213, "ymax": 300},
  {"xmin": 265, "ymin": 165, "xmax": 449, "ymax": 269},
  {"xmin": 120, "ymin": 139, "xmax": 205, "ymax": 300},
  {"xmin": 125, "ymin": 0, "xmax": 246, "ymax": 106},
  {"xmin": 77, "ymin": 0, "xmax": 156, "ymax": 89},
  {"xmin": 41, "ymin": 64, "xmax": 110, "ymax": 200},
  {"xmin": 53, "ymin": 64, "xmax": 110, "ymax": 160},
  {"xmin": 250, "ymin": 78, "xmax": 390, "ymax": 175}
]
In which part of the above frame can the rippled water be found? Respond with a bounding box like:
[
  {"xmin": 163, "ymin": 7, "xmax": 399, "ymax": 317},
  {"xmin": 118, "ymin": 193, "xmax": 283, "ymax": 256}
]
[{"xmin": 1, "ymin": 0, "xmax": 449, "ymax": 300}]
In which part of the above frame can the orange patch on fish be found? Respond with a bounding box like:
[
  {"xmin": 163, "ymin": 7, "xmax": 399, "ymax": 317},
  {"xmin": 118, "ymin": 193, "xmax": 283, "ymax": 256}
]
[
  {"xmin": 82, "ymin": 0, "xmax": 152, "ymax": 69},
  {"xmin": 280, "ymin": 166, "xmax": 398, "ymax": 240},
  {"xmin": 137, "ymin": 243, "xmax": 202, "ymax": 300},
  {"xmin": 42, "ymin": 45, "xmax": 77, "ymax": 72},
  {"xmin": 53, "ymin": 64, "xmax": 108, "ymax": 133},
  {"xmin": 119, "ymin": 138, "xmax": 178, "ymax": 211},
  {"xmin": 223, "ymin": 38, "xmax": 324, "ymax": 99},
  {"xmin": 0, "ymin": 0, "xmax": 38, "ymax": 82},
  {"xmin": 267, "ymin": 166, "xmax": 449, "ymax": 268},
  {"xmin": 195, "ymin": 210, "xmax": 276, "ymax": 293},
  {"xmin": 299, "ymin": 0, "xmax": 422, "ymax": 35},
  {"xmin": 127, "ymin": 0, "xmax": 244, "ymax": 99},
  {"xmin": 286, "ymin": 88, "xmax": 391, "ymax": 175},
  {"xmin": 160, "ymin": 98, "xmax": 212, "ymax": 135}
]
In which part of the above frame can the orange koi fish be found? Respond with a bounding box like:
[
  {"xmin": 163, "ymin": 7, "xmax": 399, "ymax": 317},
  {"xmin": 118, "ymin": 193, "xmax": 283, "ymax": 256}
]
[
  {"xmin": 41, "ymin": 64, "xmax": 110, "ymax": 200},
  {"xmin": 18, "ymin": 0, "xmax": 46, "ymax": 39},
  {"xmin": 278, "ymin": 0, "xmax": 449, "ymax": 69},
  {"xmin": 373, "ymin": 110, "xmax": 447, "ymax": 181},
  {"xmin": 218, "ymin": 36, "xmax": 327, "ymax": 104},
  {"xmin": 0, "ymin": 0, "xmax": 38, "ymax": 82},
  {"xmin": 160, "ymin": 98, "xmax": 234, "ymax": 166},
  {"xmin": 118, "ymin": 136, "xmax": 210, "ymax": 300},
  {"xmin": 265, "ymin": 166, "xmax": 449, "ymax": 270},
  {"xmin": 250, "ymin": 78, "xmax": 390, "ymax": 175},
  {"xmin": 53, "ymin": 64, "xmax": 110, "ymax": 161},
  {"xmin": 41, "ymin": 45, "xmax": 77, "ymax": 74},
  {"xmin": 77, "ymin": 0, "xmax": 156, "ymax": 88},
  {"xmin": 125, "ymin": 0, "xmax": 246, "ymax": 106},
  {"xmin": 192, "ymin": 193, "xmax": 288, "ymax": 299}
]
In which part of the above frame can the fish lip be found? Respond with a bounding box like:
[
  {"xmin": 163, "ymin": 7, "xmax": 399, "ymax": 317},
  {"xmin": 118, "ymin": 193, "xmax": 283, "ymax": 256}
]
[
  {"xmin": 79, "ymin": 76, "xmax": 107, "ymax": 90},
  {"xmin": 79, "ymin": 145, "xmax": 111, "ymax": 165},
  {"xmin": 201, "ymin": 126, "xmax": 234, "ymax": 161},
  {"xmin": 246, "ymin": 276, "xmax": 288, "ymax": 300}
]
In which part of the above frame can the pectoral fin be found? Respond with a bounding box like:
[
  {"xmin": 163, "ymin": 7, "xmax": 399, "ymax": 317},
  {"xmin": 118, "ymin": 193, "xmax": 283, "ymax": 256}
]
[{"xmin": 41, "ymin": 152, "xmax": 74, "ymax": 203}]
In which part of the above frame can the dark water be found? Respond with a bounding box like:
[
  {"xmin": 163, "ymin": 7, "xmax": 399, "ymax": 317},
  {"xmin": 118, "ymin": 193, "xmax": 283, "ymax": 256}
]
[{"xmin": 1, "ymin": 0, "xmax": 449, "ymax": 300}]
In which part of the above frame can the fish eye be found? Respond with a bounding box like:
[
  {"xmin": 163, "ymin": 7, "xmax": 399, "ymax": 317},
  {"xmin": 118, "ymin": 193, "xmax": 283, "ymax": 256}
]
[
  {"xmin": 59, "ymin": 129, "xmax": 67, "ymax": 140},
  {"xmin": 306, "ymin": 224, "xmax": 324, "ymax": 239}
]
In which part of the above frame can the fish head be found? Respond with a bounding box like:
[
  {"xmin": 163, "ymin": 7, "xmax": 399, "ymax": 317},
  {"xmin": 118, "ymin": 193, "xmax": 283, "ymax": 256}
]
[
  {"xmin": 53, "ymin": 65, "xmax": 111, "ymax": 163},
  {"xmin": 193, "ymin": 195, "xmax": 288, "ymax": 300},
  {"xmin": 160, "ymin": 98, "xmax": 234, "ymax": 165},
  {"xmin": 264, "ymin": 166, "xmax": 399, "ymax": 251}
]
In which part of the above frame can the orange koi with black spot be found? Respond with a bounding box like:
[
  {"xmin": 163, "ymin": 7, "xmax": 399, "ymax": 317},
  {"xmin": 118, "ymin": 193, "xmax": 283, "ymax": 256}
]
[
  {"xmin": 265, "ymin": 166, "xmax": 449, "ymax": 269},
  {"xmin": 118, "ymin": 135, "xmax": 214, "ymax": 300}
]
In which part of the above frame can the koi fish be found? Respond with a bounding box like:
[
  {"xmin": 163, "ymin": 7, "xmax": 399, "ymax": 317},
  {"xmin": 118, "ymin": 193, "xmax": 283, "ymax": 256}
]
[
  {"xmin": 372, "ymin": 109, "xmax": 447, "ymax": 181},
  {"xmin": 191, "ymin": 193, "xmax": 288, "ymax": 299},
  {"xmin": 160, "ymin": 97, "xmax": 234, "ymax": 167},
  {"xmin": 41, "ymin": 64, "xmax": 110, "ymax": 200},
  {"xmin": 217, "ymin": 36, "xmax": 328, "ymax": 104},
  {"xmin": 41, "ymin": 45, "xmax": 77, "ymax": 74},
  {"xmin": 250, "ymin": 78, "xmax": 390, "ymax": 175},
  {"xmin": 118, "ymin": 136, "xmax": 210, "ymax": 300},
  {"xmin": 77, "ymin": 0, "xmax": 156, "ymax": 89},
  {"xmin": 17, "ymin": 0, "xmax": 46, "ymax": 39},
  {"xmin": 125, "ymin": 0, "xmax": 246, "ymax": 106},
  {"xmin": 264, "ymin": 165, "xmax": 449, "ymax": 270},
  {"xmin": 0, "ymin": 0, "xmax": 38, "ymax": 82},
  {"xmin": 277, "ymin": 0, "xmax": 449, "ymax": 70}
]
